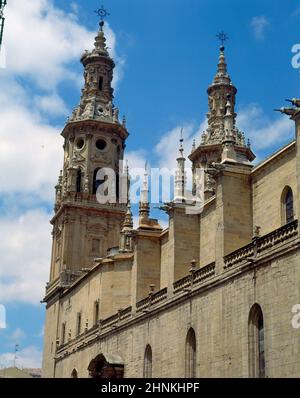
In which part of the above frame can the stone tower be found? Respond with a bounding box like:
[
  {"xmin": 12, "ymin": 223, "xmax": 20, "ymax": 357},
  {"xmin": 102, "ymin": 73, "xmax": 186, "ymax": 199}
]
[
  {"xmin": 189, "ymin": 45, "xmax": 255, "ymax": 199},
  {"xmin": 48, "ymin": 20, "xmax": 128, "ymax": 283}
]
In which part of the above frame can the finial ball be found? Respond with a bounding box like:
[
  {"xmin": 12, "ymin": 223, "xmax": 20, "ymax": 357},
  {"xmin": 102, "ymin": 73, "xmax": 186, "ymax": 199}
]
[{"xmin": 220, "ymin": 45, "xmax": 225, "ymax": 52}]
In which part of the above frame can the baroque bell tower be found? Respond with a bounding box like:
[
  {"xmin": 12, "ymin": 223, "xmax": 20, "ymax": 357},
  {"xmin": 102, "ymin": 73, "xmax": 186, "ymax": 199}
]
[{"xmin": 48, "ymin": 18, "xmax": 128, "ymax": 283}]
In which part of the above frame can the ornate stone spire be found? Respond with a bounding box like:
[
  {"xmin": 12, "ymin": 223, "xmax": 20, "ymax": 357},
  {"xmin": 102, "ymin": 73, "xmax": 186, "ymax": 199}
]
[
  {"xmin": 189, "ymin": 42, "xmax": 256, "ymax": 199},
  {"xmin": 120, "ymin": 198, "xmax": 134, "ymax": 252},
  {"xmin": 123, "ymin": 202, "xmax": 133, "ymax": 229},
  {"xmin": 93, "ymin": 21, "xmax": 109, "ymax": 56},
  {"xmin": 174, "ymin": 130, "xmax": 186, "ymax": 203},
  {"xmin": 198, "ymin": 44, "xmax": 253, "ymax": 155},
  {"xmin": 213, "ymin": 46, "xmax": 231, "ymax": 85},
  {"xmin": 69, "ymin": 20, "xmax": 121, "ymax": 125},
  {"xmin": 201, "ymin": 45, "xmax": 239, "ymax": 146}
]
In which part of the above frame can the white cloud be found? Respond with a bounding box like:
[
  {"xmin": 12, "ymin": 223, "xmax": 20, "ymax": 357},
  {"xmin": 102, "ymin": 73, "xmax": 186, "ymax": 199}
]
[
  {"xmin": 104, "ymin": 23, "xmax": 126, "ymax": 89},
  {"xmin": 154, "ymin": 119, "xmax": 207, "ymax": 169},
  {"xmin": 10, "ymin": 328, "xmax": 26, "ymax": 342},
  {"xmin": 237, "ymin": 104, "xmax": 294, "ymax": 152},
  {"xmin": 125, "ymin": 120, "xmax": 207, "ymax": 207},
  {"xmin": 0, "ymin": 209, "xmax": 52, "ymax": 305},
  {"xmin": 4, "ymin": 0, "xmax": 93, "ymax": 90},
  {"xmin": 126, "ymin": 149, "xmax": 147, "ymax": 170},
  {"xmin": 34, "ymin": 327, "xmax": 45, "ymax": 338},
  {"xmin": 0, "ymin": 345, "xmax": 42, "ymax": 369},
  {"xmin": 0, "ymin": 305, "xmax": 6, "ymax": 329},
  {"xmin": 34, "ymin": 93, "xmax": 69, "ymax": 117},
  {"xmin": 3, "ymin": 0, "xmax": 123, "ymax": 91},
  {"xmin": 250, "ymin": 16, "xmax": 270, "ymax": 40},
  {"xmin": 0, "ymin": 96, "xmax": 63, "ymax": 202}
]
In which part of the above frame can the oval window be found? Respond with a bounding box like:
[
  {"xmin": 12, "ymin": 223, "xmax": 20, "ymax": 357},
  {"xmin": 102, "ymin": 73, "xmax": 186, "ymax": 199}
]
[
  {"xmin": 96, "ymin": 139, "xmax": 107, "ymax": 151},
  {"xmin": 76, "ymin": 138, "xmax": 84, "ymax": 150}
]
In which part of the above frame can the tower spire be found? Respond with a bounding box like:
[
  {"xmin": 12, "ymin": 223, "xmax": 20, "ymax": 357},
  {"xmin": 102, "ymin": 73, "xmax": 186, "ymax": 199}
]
[
  {"xmin": 214, "ymin": 32, "xmax": 230, "ymax": 85},
  {"xmin": 203, "ymin": 43, "xmax": 237, "ymax": 146},
  {"xmin": 93, "ymin": 24, "xmax": 109, "ymax": 56},
  {"xmin": 120, "ymin": 162, "xmax": 134, "ymax": 251},
  {"xmin": 199, "ymin": 38, "xmax": 249, "ymax": 151},
  {"xmin": 93, "ymin": 6, "xmax": 110, "ymax": 55},
  {"xmin": 69, "ymin": 9, "xmax": 122, "ymax": 125},
  {"xmin": 174, "ymin": 129, "xmax": 186, "ymax": 203},
  {"xmin": 189, "ymin": 37, "xmax": 255, "ymax": 198},
  {"xmin": 213, "ymin": 45, "xmax": 231, "ymax": 85}
]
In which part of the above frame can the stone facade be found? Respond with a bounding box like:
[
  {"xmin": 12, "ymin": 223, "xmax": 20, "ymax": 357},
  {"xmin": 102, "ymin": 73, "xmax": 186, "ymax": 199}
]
[{"xmin": 42, "ymin": 20, "xmax": 300, "ymax": 378}]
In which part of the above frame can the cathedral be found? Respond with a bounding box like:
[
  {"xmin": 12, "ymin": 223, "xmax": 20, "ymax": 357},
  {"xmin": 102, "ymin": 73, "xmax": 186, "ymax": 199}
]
[{"xmin": 42, "ymin": 19, "xmax": 300, "ymax": 378}]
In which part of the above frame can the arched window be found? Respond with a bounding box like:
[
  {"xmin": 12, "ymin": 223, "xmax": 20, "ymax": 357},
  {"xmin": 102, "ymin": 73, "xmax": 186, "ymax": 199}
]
[
  {"xmin": 93, "ymin": 168, "xmax": 105, "ymax": 195},
  {"xmin": 281, "ymin": 186, "xmax": 294, "ymax": 224},
  {"xmin": 248, "ymin": 304, "xmax": 265, "ymax": 378},
  {"xmin": 61, "ymin": 322, "xmax": 66, "ymax": 345},
  {"xmin": 76, "ymin": 312, "xmax": 82, "ymax": 337},
  {"xmin": 76, "ymin": 169, "xmax": 82, "ymax": 193},
  {"xmin": 88, "ymin": 353, "xmax": 124, "ymax": 378},
  {"xmin": 185, "ymin": 328, "xmax": 196, "ymax": 378},
  {"xmin": 143, "ymin": 345, "xmax": 152, "ymax": 378},
  {"xmin": 99, "ymin": 76, "xmax": 103, "ymax": 91},
  {"xmin": 94, "ymin": 300, "xmax": 99, "ymax": 326},
  {"xmin": 71, "ymin": 369, "xmax": 78, "ymax": 378}
]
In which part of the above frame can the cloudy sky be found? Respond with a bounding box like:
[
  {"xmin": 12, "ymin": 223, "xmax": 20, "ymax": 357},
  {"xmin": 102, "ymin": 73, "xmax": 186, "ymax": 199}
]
[{"xmin": 0, "ymin": 0, "xmax": 300, "ymax": 369}]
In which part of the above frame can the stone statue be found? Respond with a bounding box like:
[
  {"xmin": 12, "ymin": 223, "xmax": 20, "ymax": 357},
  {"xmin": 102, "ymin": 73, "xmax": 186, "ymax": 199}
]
[
  {"xmin": 82, "ymin": 100, "xmax": 95, "ymax": 119},
  {"xmin": 113, "ymin": 107, "xmax": 119, "ymax": 123},
  {"xmin": 106, "ymin": 101, "xmax": 113, "ymax": 117}
]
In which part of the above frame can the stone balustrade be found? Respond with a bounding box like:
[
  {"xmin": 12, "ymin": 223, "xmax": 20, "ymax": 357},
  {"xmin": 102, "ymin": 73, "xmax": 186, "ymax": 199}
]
[{"xmin": 224, "ymin": 220, "xmax": 298, "ymax": 269}]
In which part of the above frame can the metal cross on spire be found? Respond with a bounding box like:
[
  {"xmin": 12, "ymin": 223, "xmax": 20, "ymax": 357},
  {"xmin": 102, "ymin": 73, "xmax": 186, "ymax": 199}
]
[
  {"xmin": 216, "ymin": 31, "xmax": 229, "ymax": 48},
  {"xmin": 94, "ymin": 5, "xmax": 110, "ymax": 29},
  {"xmin": 0, "ymin": 0, "xmax": 7, "ymax": 51}
]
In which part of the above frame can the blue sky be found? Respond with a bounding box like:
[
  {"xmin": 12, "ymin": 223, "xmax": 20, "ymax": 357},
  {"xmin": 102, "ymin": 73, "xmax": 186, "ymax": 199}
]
[{"xmin": 0, "ymin": 0, "xmax": 300, "ymax": 369}]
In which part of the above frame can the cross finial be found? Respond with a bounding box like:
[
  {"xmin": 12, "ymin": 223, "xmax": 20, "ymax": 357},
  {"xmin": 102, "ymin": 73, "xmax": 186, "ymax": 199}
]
[
  {"xmin": 216, "ymin": 31, "xmax": 229, "ymax": 49},
  {"xmin": 94, "ymin": 5, "xmax": 110, "ymax": 30}
]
